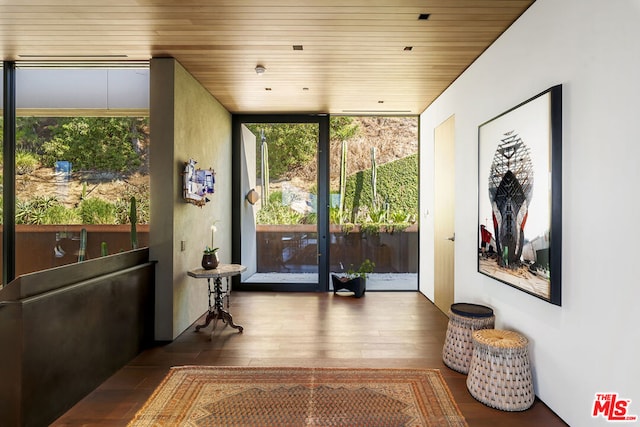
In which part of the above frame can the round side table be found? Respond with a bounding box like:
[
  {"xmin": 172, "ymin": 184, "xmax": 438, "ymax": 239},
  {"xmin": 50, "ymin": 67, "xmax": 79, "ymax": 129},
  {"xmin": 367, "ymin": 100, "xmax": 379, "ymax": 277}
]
[
  {"xmin": 442, "ymin": 303, "xmax": 495, "ymax": 374},
  {"xmin": 466, "ymin": 329, "xmax": 535, "ymax": 411}
]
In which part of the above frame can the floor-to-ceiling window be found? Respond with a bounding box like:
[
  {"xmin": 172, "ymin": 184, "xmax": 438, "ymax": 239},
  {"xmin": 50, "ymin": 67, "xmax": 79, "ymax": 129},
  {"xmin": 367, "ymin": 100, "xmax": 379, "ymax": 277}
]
[
  {"xmin": 328, "ymin": 116, "xmax": 419, "ymax": 291},
  {"xmin": 1, "ymin": 62, "xmax": 149, "ymax": 284}
]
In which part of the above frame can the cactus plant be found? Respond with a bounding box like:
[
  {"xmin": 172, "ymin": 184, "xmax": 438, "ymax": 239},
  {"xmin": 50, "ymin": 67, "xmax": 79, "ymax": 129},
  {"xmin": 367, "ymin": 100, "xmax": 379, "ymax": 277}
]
[
  {"xmin": 129, "ymin": 196, "xmax": 138, "ymax": 249},
  {"xmin": 78, "ymin": 228, "xmax": 87, "ymax": 262},
  {"xmin": 261, "ymin": 129, "xmax": 270, "ymax": 204},
  {"xmin": 101, "ymin": 242, "xmax": 108, "ymax": 257},
  {"xmin": 339, "ymin": 139, "xmax": 347, "ymax": 224},
  {"xmin": 371, "ymin": 146, "xmax": 378, "ymax": 207}
]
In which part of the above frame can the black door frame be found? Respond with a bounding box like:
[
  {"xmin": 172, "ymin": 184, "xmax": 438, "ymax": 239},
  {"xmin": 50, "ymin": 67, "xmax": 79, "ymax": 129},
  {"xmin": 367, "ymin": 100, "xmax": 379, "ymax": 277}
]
[
  {"xmin": 231, "ymin": 114, "xmax": 330, "ymax": 292},
  {"xmin": 3, "ymin": 61, "xmax": 17, "ymax": 285}
]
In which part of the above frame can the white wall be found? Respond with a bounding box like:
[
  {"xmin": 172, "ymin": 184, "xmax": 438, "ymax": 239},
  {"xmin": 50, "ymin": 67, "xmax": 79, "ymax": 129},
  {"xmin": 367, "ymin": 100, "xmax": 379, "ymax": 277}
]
[{"xmin": 420, "ymin": 1, "xmax": 640, "ymax": 425}]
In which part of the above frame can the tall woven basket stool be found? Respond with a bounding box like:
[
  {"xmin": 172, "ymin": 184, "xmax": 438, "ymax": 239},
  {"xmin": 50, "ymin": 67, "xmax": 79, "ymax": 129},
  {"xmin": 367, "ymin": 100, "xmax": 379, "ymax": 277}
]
[
  {"xmin": 466, "ymin": 329, "xmax": 535, "ymax": 411},
  {"xmin": 442, "ymin": 303, "xmax": 495, "ymax": 374}
]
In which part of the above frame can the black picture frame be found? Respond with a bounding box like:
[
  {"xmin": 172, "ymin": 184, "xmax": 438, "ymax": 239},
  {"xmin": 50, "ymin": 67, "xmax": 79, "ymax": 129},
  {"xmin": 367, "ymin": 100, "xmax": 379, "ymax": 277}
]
[{"xmin": 477, "ymin": 85, "xmax": 562, "ymax": 306}]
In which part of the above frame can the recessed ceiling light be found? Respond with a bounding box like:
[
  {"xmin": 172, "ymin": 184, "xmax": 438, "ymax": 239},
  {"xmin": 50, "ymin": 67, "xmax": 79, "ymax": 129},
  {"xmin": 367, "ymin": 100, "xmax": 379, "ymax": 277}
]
[
  {"xmin": 293, "ymin": 45, "xmax": 304, "ymax": 51},
  {"xmin": 255, "ymin": 65, "xmax": 266, "ymax": 75},
  {"xmin": 418, "ymin": 13, "xmax": 430, "ymax": 20},
  {"xmin": 404, "ymin": 46, "xmax": 413, "ymax": 51}
]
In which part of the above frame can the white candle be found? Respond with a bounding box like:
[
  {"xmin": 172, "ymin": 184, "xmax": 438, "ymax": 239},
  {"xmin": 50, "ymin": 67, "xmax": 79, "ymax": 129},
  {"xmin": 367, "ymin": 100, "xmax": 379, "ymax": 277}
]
[{"xmin": 211, "ymin": 225, "xmax": 217, "ymax": 248}]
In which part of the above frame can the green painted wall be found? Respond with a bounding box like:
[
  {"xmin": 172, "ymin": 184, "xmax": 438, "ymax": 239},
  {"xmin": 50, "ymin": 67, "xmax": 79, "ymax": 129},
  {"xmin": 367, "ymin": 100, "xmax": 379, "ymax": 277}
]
[{"xmin": 150, "ymin": 58, "xmax": 232, "ymax": 340}]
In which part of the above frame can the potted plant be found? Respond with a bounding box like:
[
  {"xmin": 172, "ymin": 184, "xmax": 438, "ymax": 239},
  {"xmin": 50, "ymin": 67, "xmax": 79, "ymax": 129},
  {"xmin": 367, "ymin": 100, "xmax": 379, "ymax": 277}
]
[
  {"xmin": 331, "ymin": 259, "xmax": 375, "ymax": 298},
  {"xmin": 201, "ymin": 246, "xmax": 219, "ymax": 270}
]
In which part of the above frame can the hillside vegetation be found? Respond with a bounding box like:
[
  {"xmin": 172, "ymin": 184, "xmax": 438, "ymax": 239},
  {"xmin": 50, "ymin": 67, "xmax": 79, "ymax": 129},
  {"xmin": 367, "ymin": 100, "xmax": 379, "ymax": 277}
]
[
  {"xmin": 1, "ymin": 116, "xmax": 149, "ymax": 224},
  {"xmin": 343, "ymin": 154, "xmax": 418, "ymax": 223},
  {"xmin": 256, "ymin": 116, "xmax": 419, "ymax": 227},
  {"xmin": 1, "ymin": 116, "xmax": 418, "ymax": 226},
  {"xmin": 331, "ymin": 116, "xmax": 418, "ymax": 182}
]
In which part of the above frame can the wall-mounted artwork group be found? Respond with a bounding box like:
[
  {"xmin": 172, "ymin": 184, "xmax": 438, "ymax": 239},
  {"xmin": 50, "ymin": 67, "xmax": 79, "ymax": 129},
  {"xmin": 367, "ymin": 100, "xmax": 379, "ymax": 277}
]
[{"xmin": 477, "ymin": 85, "xmax": 562, "ymax": 306}]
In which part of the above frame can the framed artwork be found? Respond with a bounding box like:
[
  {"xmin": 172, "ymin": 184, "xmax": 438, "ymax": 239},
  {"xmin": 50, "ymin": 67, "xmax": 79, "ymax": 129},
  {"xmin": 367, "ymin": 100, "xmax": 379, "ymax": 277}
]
[
  {"xmin": 477, "ymin": 85, "xmax": 562, "ymax": 305},
  {"xmin": 183, "ymin": 158, "xmax": 216, "ymax": 207}
]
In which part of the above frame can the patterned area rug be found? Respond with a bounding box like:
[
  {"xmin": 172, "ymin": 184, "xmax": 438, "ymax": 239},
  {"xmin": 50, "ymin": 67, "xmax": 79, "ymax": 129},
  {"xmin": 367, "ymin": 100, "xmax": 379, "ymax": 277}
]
[{"xmin": 128, "ymin": 366, "xmax": 467, "ymax": 426}]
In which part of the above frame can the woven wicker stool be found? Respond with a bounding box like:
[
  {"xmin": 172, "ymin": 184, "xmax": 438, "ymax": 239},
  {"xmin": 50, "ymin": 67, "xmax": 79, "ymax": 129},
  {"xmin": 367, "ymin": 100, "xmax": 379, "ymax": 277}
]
[
  {"xmin": 442, "ymin": 303, "xmax": 495, "ymax": 374},
  {"xmin": 466, "ymin": 329, "xmax": 535, "ymax": 411}
]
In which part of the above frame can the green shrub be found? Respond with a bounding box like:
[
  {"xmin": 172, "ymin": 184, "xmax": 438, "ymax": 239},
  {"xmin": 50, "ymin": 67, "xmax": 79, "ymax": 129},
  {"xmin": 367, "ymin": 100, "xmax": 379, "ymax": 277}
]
[
  {"xmin": 42, "ymin": 204, "xmax": 81, "ymax": 224},
  {"xmin": 114, "ymin": 182, "xmax": 150, "ymax": 224},
  {"xmin": 42, "ymin": 117, "xmax": 144, "ymax": 173},
  {"xmin": 344, "ymin": 154, "xmax": 418, "ymax": 222},
  {"xmin": 257, "ymin": 191, "xmax": 305, "ymax": 225},
  {"xmin": 40, "ymin": 139, "xmax": 69, "ymax": 166},
  {"xmin": 15, "ymin": 196, "xmax": 82, "ymax": 225},
  {"xmin": 247, "ymin": 123, "xmax": 318, "ymax": 180},
  {"xmin": 15, "ymin": 151, "xmax": 40, "ymax": 175},
  {"xmin": 329, "ymin": 206, "xmax": 347, "ymax": 225},
  {"xmin": 256, "ymin": 154, "xmax": 418, "ymax": 229},
  {"xmin": 79, "ymin": 197, "xmax": 117, "ymax": 224},
  {"xmin": 257, "ymin": 204, "xmax": 305, "ymax": 225}
]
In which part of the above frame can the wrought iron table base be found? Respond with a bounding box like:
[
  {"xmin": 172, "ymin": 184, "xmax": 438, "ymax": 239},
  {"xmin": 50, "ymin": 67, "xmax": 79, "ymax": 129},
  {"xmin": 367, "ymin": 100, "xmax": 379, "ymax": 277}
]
[
  {"xmin": 194, "ymin": 276, "xmax": 243, "ymax": 335},
  {"xmin": 194, "ymin": 308, "xmax": 243, "ymax": 334},
  {"xmin": 188, "ymin": 265, "xmax": 246, "ymax": 337}
]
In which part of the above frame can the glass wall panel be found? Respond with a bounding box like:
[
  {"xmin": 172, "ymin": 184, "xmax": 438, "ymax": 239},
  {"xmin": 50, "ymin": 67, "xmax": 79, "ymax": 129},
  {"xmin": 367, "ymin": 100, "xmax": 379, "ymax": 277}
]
[
  {"xmin": 13, "ymin": 66, "xmax": 149, "ymax": 276},
  {"xmin": 328, "ymin": 116, "xmax": 419, "ymax": 291}
]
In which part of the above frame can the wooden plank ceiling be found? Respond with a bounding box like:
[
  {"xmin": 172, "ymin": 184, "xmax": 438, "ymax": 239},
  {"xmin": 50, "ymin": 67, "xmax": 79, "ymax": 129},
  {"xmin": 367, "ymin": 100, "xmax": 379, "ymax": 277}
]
[{"xmin": 0, "ymin": 0, "xmax": 534, "ymax": 115}]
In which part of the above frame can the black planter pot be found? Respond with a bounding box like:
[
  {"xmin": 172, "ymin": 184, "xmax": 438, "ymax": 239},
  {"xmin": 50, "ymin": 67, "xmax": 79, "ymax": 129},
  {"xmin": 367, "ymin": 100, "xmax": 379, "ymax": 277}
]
[
  {"xmin": 201, "ymin": 253, "xmax": 219, "ymax": 270},
  {"xmin": 331, "ymin": 274, "xmax": 366, "ymax": 298}
]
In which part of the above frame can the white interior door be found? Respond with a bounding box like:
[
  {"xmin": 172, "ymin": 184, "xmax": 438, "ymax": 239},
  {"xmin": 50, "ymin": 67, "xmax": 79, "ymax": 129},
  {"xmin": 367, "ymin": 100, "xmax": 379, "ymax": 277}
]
[{"xmin": 434, "ymin": 115, "xmax": 456, "ymax": 314}]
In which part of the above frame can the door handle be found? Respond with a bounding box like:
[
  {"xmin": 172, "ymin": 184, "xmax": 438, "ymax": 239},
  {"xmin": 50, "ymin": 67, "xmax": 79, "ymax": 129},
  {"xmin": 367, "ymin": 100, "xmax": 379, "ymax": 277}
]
[{"xmin": 447, "ymin": 233, "xmax": 455, "ymax": 242}]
